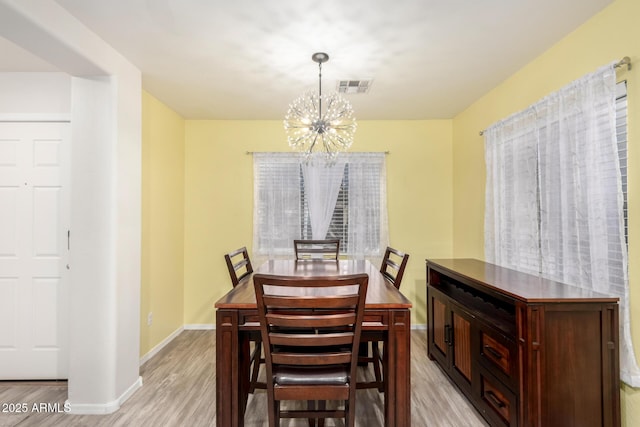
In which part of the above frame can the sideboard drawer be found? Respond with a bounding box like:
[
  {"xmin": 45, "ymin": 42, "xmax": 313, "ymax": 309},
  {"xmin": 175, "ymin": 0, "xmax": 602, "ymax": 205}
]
[
  {"xmin": 478, "ymin": 368, "xmax": 517, "ymax": 427},
  {"xmin": 481, "ymin": 332, "xmax": 511, "ymax": 375},
  {"xmin": 477, "ymin": 325, "xmax": 517, "ymax": 390}
]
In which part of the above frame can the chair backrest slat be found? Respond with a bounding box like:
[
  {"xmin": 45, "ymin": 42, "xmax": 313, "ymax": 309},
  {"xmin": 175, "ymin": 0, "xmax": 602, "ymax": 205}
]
[
  {"xmin": 263, "ymin": 294, "xmax": 360, "ymax": 309},
  {"xmin": 380, "ymin": 246, "xmax": 410, "ymax": 289},
  {"xmin": 294, "ymin": 239, "xmax": 340, "ymax": 260},
  {"xmin": 270, "ymin": 333, "xmax": 354, "ymax": 347},
  {"xmin": 266, "ymin": 312, "xmax": 357, "ymax": 328},
  {"xmin": 224, "ymin": 246, "xmax": 253, "ymax": 287},
  {"xmin": 272, "ymin": 352, "xmax": 353, "ymax": 366}
]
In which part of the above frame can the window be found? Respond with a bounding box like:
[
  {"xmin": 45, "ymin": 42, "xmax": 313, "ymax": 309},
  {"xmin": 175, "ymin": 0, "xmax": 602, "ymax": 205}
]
[
  {"xmin": 253, "ymin": 153, "xmax": 388, "ymax": 259},
  {"xmin": 484, "ymin": 65, "xmax": 640, "ymax": 385}
]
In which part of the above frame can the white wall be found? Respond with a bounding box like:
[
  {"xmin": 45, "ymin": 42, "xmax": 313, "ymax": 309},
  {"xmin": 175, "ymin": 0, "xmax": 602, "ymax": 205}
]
[
  {"xmin": 0, "ymin": 72, "xmax": 70, "ymax": 116},
  {"xmin": 0, "ymin": 0, "xmax": 142, "ymax": 414}
]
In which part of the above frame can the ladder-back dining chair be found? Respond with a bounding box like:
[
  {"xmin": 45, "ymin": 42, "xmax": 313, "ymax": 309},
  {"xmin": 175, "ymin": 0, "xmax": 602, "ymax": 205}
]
[
  {"xmin": 254, "ymin": 273, "xmax": 368, "ymax": 427},
  {"xmin": 224, "ymin": 246, "xmax": 264, "ymax": 393},
  {"xmin": 380, "ymin": 246, "xmax": 410, "ymax": 289},
  {"xmin": 358, "ymin": 246, "xmax": 410, "ymax": 392},
  {"xmin": 293, "ymin": 239, "xmax": 340, "ymax": 260},
  {"xmin": 224, "ymin": 246, "xmax": 253, "ymax": 287}
]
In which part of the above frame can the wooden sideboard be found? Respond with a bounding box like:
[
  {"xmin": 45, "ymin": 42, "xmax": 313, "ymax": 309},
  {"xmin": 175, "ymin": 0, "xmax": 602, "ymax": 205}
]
[{"xmin": 426, "ymin": 258, "xmax": 620, "ymax": 427}]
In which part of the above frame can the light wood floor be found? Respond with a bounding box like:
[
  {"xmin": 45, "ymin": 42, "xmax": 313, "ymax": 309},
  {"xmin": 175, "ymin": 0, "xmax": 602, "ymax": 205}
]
[{"xmin": 0, "ymin": 331, "xmax": 488, "ymax": 426}]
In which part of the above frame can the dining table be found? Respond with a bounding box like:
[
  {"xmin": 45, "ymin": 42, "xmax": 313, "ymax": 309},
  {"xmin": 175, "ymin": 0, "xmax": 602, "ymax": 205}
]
[{"xmin": 215, "ymin": 258, "xmax": 412, "ymax": 427}]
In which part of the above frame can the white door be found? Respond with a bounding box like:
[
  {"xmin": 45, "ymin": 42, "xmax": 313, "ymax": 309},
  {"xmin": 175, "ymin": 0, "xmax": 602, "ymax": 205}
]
[{"xmin": 0, "ymin": 122, "xmax": 69, "ymax": 379}]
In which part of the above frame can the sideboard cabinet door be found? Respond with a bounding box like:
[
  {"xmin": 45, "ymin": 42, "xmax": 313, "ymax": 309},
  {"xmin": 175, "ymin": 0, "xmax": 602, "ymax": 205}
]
[{"xmin": 520, "ymin": 303, "xmax": 620, "ymax": 427}]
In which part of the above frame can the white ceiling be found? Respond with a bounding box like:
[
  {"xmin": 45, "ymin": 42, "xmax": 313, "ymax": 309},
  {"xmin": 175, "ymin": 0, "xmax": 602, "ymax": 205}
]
[{"xmin": 1, "ymin": 0, "xmax": 613, "ymax": 120}]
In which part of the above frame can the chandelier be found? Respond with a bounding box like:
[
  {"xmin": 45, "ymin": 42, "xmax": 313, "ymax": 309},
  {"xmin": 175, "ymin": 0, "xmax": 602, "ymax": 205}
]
[{"xmin": 284, "ymin": 52, "xmax": 357, "ymax": 159}]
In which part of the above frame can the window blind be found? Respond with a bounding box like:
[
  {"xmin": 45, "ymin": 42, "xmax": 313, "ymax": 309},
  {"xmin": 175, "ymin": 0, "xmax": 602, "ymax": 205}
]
[{"xmin": 253, "ymin": 152, "xmax": 388, "ymax": 260}]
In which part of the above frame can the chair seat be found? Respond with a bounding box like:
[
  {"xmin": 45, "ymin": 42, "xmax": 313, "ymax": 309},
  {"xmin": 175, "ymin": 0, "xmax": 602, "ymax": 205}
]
[{"xmin": 274, "ymin": 366, "xmax": 349, "ymax": 386}]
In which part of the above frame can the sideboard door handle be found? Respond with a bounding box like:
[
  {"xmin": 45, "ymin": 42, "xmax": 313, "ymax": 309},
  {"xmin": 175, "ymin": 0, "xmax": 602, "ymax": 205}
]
[{"xmin": 444, "ymin": 325, "xmax": 452, "ymax": 345}]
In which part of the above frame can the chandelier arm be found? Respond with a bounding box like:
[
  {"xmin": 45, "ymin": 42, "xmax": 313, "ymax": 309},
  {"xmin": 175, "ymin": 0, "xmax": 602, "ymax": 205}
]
[
  {"xmin": 309, "ymin": 131, "xmax": 320, "ymax": 153},
  {"xmin": 331, "ymin": 124, "xmax": 356, "ymax": 131},
  {"xmin": 324, "ymin": 137, "xmax": 344, "ymax": 158},
  {"xmin": 292, "ymin": 137, "xmax": 312, "ymax": 146},
  {"xmin": 328, "ymin": 134, "xmax": 348, "ymax": 150},
  {"xmin": 285, "ymin": 123, "xmax": 312, "ymax": 129},
  {"xmin": 288, "ymin": 132, "xmax": 311, "ymax": 144},
  {"xmin": 291, "ymin": 133, "xmax": 312, "ymax": 144},
  {"xmin": 323, "ymin": 136, "xmax": 336, "ymax": 153},
  {"xmin": 289, "ymin": 104, "xmax": 311, "ymax": 119}
]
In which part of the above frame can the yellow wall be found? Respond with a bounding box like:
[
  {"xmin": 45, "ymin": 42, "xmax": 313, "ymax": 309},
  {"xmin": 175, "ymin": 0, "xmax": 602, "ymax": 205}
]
[
  {"xmin": 140, "ymin": 91, "xmax": 185, "ymax": 356},
  {"xmin": 452, "ymin": 0, "xmax": 640, "ymax": 423},
  {"xmin": 183, "ymin": 120, "xmax": 453, "ymax": 326}
]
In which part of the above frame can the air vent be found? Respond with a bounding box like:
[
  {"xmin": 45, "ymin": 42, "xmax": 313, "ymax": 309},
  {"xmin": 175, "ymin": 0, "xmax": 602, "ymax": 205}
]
[{"xmin": 336, "ymin": 80, "xmax": 372, "ymax": 94}]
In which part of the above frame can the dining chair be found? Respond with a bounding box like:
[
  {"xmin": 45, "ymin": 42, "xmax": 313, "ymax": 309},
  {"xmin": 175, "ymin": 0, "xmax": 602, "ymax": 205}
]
[
  {"xmin": 293, "ymin": 239, "xmax": 340, "ymax": 260},
  {"xmin": 380, "ymin": 246, "xmax": 410, "ymax": 289},
  {"xmin": 254, "ymin": 273, "xmax": 368, "ymax": 427},
  {"xmin": 224, "ymin": 247, "xmax": 264, "ymax": 393},
  {"xmin": 358, "ymin": 246, "xmax": 410, "ymax": 392},
  {"xmin": 224, "ymin": 246, "xmax": 253, "ymax": 287}
]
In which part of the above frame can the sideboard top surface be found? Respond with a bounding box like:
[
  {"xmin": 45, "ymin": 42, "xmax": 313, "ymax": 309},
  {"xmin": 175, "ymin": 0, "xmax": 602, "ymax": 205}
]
[{"xmin": 427, "ymin": 258, "xmax": 618, "ymax": 304}]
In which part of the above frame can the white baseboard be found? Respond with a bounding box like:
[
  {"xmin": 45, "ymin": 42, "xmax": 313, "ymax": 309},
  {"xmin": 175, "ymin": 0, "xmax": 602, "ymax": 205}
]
[
  {"xmin": 139, "ymin": 326, "xmax": 184, "ymax": 366},
  {"xmin": 65, "ymin": 376, "xmax": 143, "ymax": 415},
  {"xmin": 184, "ymin": 323, "xmax": 215, "ymax": 330}
]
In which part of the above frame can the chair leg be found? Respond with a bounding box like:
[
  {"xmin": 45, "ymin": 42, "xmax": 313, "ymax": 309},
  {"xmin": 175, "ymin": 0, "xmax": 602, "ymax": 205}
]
[
  {"xmin": 268, "ymin": 393, "xmax": 278, "ymax": 427},
  {"xmin": 318, "ymin": 401, "xmax": 325, "ymax": 427},
  {"xmin": 249, "ymin": 339, "xmax": 262, "ymax": 393},
  {"xmin": 372, "ymin": 341, "xmax": 384, "ymax": 393},
  {"xmin": 307, "ymin": 401, "xmax": 317, "ymax": 427},
  {"xmin": 346, "ymin": 395, "xmax": 355, "ymax": 427}
]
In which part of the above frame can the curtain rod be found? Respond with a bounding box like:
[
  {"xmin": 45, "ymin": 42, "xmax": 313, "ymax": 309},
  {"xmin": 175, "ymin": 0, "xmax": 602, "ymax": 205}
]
[
  {"xmin": 478, "ymin": 56, "xmax": 632, "ymax": 137},
  {"xmin": 245, "ymin": 151, "xmax": 390, "ymax": 154},
  {"xmin": 615, "ymin": 56, "xmax": 632, "ymax": 71}
]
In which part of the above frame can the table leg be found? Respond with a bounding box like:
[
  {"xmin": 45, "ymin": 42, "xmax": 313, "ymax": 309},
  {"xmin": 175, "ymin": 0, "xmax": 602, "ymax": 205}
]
[
  {"xmin": 216, "ymin": 309, "xmax": 243, "ymax": 427},
  {"xmin": 386, "ymin": 309, "xmax": 411, "ymax": 427}
]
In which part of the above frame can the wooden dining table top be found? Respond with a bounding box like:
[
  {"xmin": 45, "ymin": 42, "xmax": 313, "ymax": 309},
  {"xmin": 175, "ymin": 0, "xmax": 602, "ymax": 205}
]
[{"xmin": 215, "ymin": 259, "xmax": 413, "ymax": 310}]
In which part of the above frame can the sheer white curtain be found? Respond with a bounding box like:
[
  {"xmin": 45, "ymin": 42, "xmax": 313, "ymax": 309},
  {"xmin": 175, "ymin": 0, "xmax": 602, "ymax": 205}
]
[
  {"xmin": 484, "ymin": 109, "xmax": 540, "ymax": 275},
  {"xmin": 301, "ymin": 155, "xmax": 346, "ymax": 239},
  {"xmin": 485, "ymin": 63, "xmax": 640, "ymax": 385},
  {"xmin": 346, "ymin": 153, "xmax": 389, "ymax": 260}
]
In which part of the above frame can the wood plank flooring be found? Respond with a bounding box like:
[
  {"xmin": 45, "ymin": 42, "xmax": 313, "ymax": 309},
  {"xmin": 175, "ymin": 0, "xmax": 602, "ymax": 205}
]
[{"xmin": 0, "ymin": 331, "xmax": 488, "ymax": 426}]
